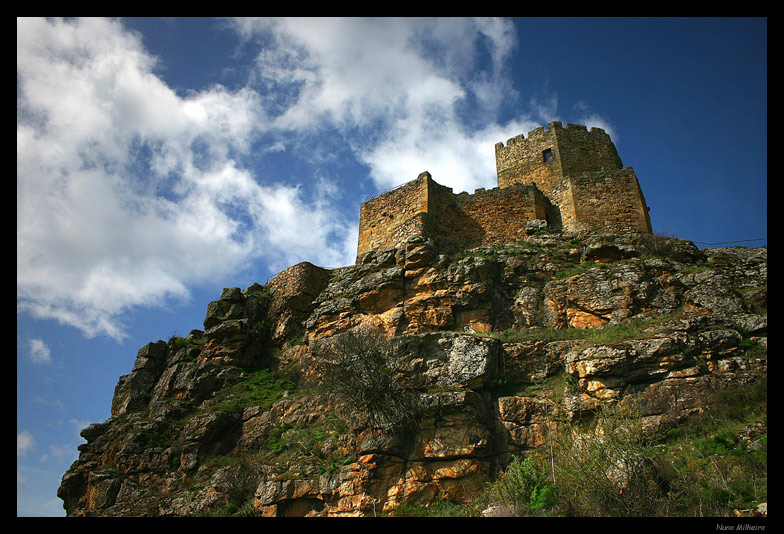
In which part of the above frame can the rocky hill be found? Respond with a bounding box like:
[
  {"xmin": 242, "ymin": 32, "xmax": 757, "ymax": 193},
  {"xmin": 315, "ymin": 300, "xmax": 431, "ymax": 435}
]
[{"xmin": 58, "ymin": 225, "xmax": 767, "ymax": 517}]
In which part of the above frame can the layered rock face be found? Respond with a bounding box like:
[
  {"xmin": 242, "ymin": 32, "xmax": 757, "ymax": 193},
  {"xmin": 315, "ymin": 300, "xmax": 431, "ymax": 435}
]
[{"xmin": 58, "ymin": 227, "xmax": 767, "ymax": 516}]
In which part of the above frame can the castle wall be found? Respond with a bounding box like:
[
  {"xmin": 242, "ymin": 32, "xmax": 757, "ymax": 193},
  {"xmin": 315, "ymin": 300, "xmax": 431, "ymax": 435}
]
[
  {"xmin": 421, "ymin": 178, "xmax": 483, "ymax": 253},
  {"xmin": 357, "ymin": 173, "xmax": 430, "ymax": 258},
  {"xmin": 266, "ymin": 261, "xmax": 334, "ymax": 302},
  {"xmin": 564, "ymin": 168, "xmax": 652, "ymax": 232},
  {"xmin": 266, "ymin": 261, "xmax": 335, "ymax": 340},
  {"xmin": 495, "ymin": 121, "xmax": 623, "ymax": 194},
  {"xmin": 357, "ymin": 173, "xmax": 550, "ymax": 259},
  {"xmin": 496, "ymin": 123, "xmax": 564, "ymax": 194},
  {"xmin": 548, "ymin": 177, "xmax": 578, "ymax": 227},
  {"xmin": 453, "ymin": 184, "xmax": 548, "ymax": 247},
  {"xmin": 553, "ymin": 123, "xmax": 624, "ymax": 176}
]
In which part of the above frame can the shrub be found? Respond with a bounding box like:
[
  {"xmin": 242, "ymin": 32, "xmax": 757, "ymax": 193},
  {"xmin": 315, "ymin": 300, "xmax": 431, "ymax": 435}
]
[
  {"xmin": 311, "ymin": 327, "xmax": 419, "ymax": 433},
  {"xmin": 490, "ymin": 454, "xmax": 556, "ymax": 516},
  {"xmin": 214, "ymin": 455, "xmax": 263, "ymax": 515},
  {"xmin": 656, "ymin": 376, "xmax": 767, "ymax": 515},
  {"xmin": 487, "ymin": 399, "xmax": 671, "ymax": 517},
  {"xmin": 168, "ymin": 335, "xmax": 187, "ymax": 349},
  {"xmin": 548, "ymin": 402, "xmax": 670, "ymax": 517},
  {"xmin": 639, "ymin": 231, "xmax": 680, "ymax": 259},
  {"xmin": 486, "ymin": 378, "xmax": 767, "ymax": 517}
]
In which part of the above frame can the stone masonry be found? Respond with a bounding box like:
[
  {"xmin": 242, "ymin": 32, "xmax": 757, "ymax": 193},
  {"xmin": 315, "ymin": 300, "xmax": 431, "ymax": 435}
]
[{"xmin": 357, "ymin": 122, "xmax": 652, "ymax": 261}]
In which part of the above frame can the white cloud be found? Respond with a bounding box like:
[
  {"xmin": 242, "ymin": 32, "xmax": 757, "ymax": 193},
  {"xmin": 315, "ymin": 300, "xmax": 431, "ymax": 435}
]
[
  {"xmin": 17, "ymin": 431, "xmax": 36, "ymax": 457},
  {"xmin": 27, "ymin": 339, "xmax": 51, "ymax": 365},
  {"xmin": 234, "ymin": 17, "xmax": 530, "ymax": 193},
  {"xmin": 361, "ymin": 117, "xmax": 540, "ymax": 194},
  {"xmin": 572, "ymin": 101, "xmax": 617, "ymax": 140},
  {"xmin": 17, "ymin": 17, "xmax": 355, "ymax": 340},
  {"xmin": 42, "ymin": 443, "xmax": 78, "ymax": 464},
  {"xmin": 578, "ymin": 114, "xmax": 618, "ymax": 142}
]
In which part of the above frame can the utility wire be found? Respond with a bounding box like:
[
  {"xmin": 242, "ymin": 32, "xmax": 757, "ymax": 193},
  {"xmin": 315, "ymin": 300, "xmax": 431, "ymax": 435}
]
[{"xmin": 691, "ymin": 238, "xmax": 767, "ymax": 245}]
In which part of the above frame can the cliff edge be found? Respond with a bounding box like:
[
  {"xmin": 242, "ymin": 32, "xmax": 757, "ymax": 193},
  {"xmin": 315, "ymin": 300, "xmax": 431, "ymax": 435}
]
[{"xmin": 58, "ymin": 226, "xmax": 767, "ymax": 517}]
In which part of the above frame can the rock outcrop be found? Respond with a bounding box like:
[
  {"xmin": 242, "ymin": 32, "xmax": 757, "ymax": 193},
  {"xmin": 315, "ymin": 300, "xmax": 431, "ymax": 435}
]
[{"xmin": 58, "ymin": 228, "xmax": 767, "ymax": 516}]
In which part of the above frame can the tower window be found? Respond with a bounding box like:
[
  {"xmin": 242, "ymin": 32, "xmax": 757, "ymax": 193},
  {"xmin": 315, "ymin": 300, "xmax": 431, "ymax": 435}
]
[{"xmin": 543, "ymin": 148, "xmax": 554, "ymax": 162}]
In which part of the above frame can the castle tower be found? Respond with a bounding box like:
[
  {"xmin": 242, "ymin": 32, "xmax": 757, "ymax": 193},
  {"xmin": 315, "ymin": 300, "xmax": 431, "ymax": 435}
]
[{"xmin": 495, "ymin": 122, "xmax": 652, "ymax": 232}]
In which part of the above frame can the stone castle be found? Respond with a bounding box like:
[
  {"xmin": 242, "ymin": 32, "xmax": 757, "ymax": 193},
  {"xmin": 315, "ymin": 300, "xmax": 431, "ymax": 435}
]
[{"xmin": 357, "ymin": 121, "xmax": 652, "ymax": 260}]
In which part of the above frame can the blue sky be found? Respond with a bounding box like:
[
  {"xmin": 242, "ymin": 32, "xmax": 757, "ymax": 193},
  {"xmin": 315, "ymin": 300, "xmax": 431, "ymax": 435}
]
[{"xmin": 17, "ymin": 17, "xmax": 766, "ymax": 516}]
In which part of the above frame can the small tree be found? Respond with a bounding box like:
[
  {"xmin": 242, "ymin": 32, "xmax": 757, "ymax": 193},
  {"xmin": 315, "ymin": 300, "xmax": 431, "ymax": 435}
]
[
  {"xmin": 219, "ymin": 456, "xmax": 262, "ymax": 515},
  {"xmin": 312, "ymin": 327, "xmax": 419, "ymax": 434}
]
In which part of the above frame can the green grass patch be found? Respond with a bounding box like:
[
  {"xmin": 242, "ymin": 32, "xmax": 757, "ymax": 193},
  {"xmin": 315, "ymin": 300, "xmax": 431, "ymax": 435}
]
[
  {"xmin": 387, "ymin": 498, "xmax": 468, "ymax": 517},
  {"xmin": 206, "ymin": 369, "xmax": 296, "ymax": 414},
  {"xmin": 490, "ymin": 372, "xmax": 577, "ymax": 401},
  {"xmin": 491, "ymin": 313, "xmax": 686, "ymax": 348},
  {"xmin": 491, "ymin": 323, "xmax": 637, "ymax": 347},
  {"xmin": 579, "ymin": 322, "xmax": 644, "ymax": 347},
  {"xmin": 494, "ymin": 326, "xmax": 588, "ymax": 344},
  {"xmin": 554, "ymin": 262, "xmax": 607, "ymax": 279},
  {"xmin": 260, "ymin": 415, "xmax": 354, "ymax": 478}
]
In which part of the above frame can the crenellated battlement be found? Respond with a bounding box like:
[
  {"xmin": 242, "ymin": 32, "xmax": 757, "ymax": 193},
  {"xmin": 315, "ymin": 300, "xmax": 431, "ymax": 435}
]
[
  {"xmin": 495, "ymin": 121, "xmax": 611, "ymax": 150},
  {"xmin": 357, "ymin": 122, "xmax": 651, "ymax": 262}
]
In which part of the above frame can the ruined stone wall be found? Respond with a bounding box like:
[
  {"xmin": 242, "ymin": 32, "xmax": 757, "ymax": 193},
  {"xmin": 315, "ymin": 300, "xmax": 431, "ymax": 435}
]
[
  {"xmin": 428, "ymin": 182, "xmax": 549, "ymax": 252},
  {"xmin": 453, "ymin": 184, "xmax": 548, "ymax": 247},
  {"xmin": 357, "ymin": 173, "xmax": 430, "ymax": 258},
  {"xmin": 267, "ymin": 262, "xmax": 334, "ymax": 302},
  {"xmin": 266, "ymin": 261, "xmax": 337, "ymax": 343},
  {"xmin": 357, "ymin": 172, "xmax": 551, "ymax": 258},
  {"xmin": 565, "ymin": 168, "xmax": 653, "ymax": 232},
  {"xmin": 420, "ymin": 178, "xmax": 481, "ymax": 253}
]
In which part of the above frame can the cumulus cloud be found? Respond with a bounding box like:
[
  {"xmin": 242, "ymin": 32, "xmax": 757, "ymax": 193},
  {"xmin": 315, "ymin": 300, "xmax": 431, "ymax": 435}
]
[
  {"xmin": 572, "ymin": 101, "xmax": 618, "ymax": 140},
  {"xmin": 17, "ymin": 17, "xmax": 354, "ymax": 340},
  {"xmin": 233, "ymin": 17, "xmax": 536, "ymax": 193},
  {"xmin": 41, "ymin": 443, "xmax": 79, "ymax": 464},
  {"xmin": 17, "ymin": 17, "xmax": 554, "ymax": 341},
  {"xmin": 27, "ymin": 339, "xmax": 52, "ymax": 365},
  {"xmin": 18, "ymin": 431, "xmax": 36, "ymax": 457}
]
